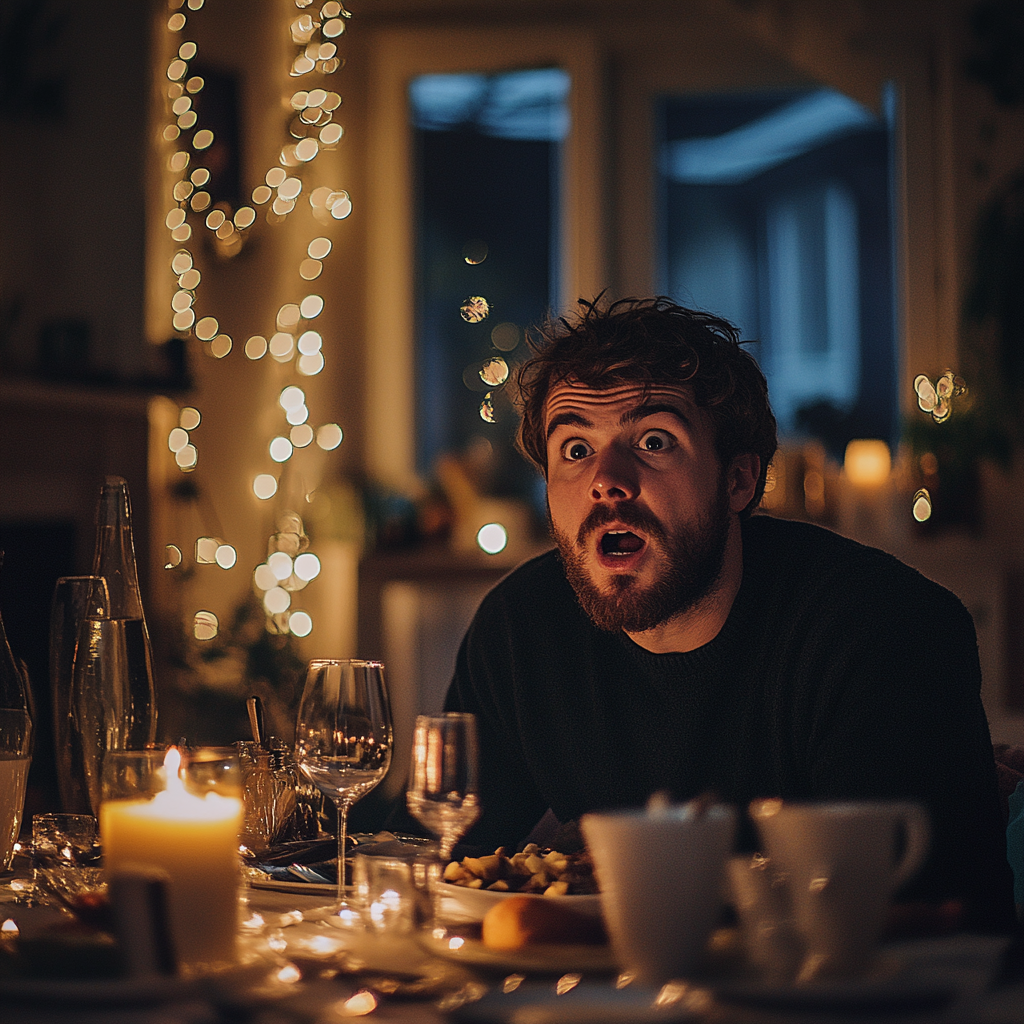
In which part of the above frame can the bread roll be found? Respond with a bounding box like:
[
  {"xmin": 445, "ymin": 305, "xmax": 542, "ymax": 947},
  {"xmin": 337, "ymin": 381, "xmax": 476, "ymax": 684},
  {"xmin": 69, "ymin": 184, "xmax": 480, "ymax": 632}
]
[{"xmin": 481, "ymin": 895, "xmax": 606, "ymax": 950}]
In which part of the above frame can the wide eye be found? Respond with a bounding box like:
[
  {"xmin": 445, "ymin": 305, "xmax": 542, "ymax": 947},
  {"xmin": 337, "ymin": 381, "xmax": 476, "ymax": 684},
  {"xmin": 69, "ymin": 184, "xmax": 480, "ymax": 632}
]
[
  {"xmin": 562, "ymin": 439, "xmax": 593, "ymax": 461},
  {"xmin": 638, "ymin": 429, "xmax": 674, "ymax": 452}
]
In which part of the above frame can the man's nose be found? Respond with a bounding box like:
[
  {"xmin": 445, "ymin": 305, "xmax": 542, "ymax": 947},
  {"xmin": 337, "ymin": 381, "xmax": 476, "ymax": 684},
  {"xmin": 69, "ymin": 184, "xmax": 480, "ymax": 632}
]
[{"xmin": 590, "ymin": 446, "xmax": 639, "ymax": 501}]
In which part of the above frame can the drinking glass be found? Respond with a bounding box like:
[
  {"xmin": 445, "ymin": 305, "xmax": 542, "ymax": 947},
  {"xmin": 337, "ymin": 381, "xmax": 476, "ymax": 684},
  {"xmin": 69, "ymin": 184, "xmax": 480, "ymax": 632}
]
[
  {"xmin": 0, "ymin": 708, "xmax": 32, "ymax": 873},
  {"xmin": 49, "ymin": 576, "xmax": 109, "ymax": 814},
  {"xmin": 294, "ymin": 660, "xmax": 393, "ymax": 916},
  {"xmin": 406, "ymin": 713, "xmax": 480, "ymax": 861},
  {"xmin": 71, "ymin": 596, "xmax": 157, "ymax": 816}
]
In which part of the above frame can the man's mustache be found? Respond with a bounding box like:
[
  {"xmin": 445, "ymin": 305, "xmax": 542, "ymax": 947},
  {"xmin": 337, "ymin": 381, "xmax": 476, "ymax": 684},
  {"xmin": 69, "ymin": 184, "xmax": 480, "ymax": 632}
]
[{"xmin": 575, "ymin": 502, "xmax": 666, "ymax": 548}]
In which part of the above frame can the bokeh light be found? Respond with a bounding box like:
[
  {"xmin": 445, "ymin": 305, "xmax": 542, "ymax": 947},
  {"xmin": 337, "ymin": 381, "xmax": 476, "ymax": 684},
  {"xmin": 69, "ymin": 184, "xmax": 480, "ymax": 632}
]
[
  {"xmin": 253, "ymin": 474, "xmax": 278, "ymax": 499},
  {"xmin": 253, "ymin": 564, "xmax": 277, "ymax": 591},
  {"xmin": 264, "ymin": 587, "xmax": 291, "ymax": 614},
  {"xmin": 294, "ymin": 552, "xmax": 321, "ymax": 581},
  {"xmin": 168, "ymin": 427, "xmax": 189, "ymax": 452},
  {"xmin": 195, "ymin": 537, "xmax": 218, "ymax": 564},
  {"xmin": 477, "ymin": 523, "xmax": 508, "ymax": 554},
  {"xmin": 316, "ymin": 423, "xmax": 343, "ymax": 450},
  {"xmin": 288, "ymin": 610, "xmax": 313, "ymax": 637},
  {"xmin": 245, "ymin": 335, "xmax": 268, "ymax": 360},
  {"xmin": 215, "ymin": 544, "xmax": 237, "ymax": 569},
  {"xmin": 193, "ymin": 611, "xmax": 219, "ymax": 641},
  {"xmin": 290, "ymin": 424, "xmax": 314, "ymax": 447},
  {"xmin": 268, "ymin": 552, "xmax": 293, "ymax": 580},
  {"xmin": 179, "ymin": 408, "xmax": 201, "ymax": 431},
  {"xmin": 913, "ymin": 488, "xmax": 932, "ymax": 522},
  {"xmin": 270, "ymin": 436, "xmax": 294, "ymax": 462},
  {"xmin": 175, "ymin": 444, "xmax": 198, "ymax": 470}
]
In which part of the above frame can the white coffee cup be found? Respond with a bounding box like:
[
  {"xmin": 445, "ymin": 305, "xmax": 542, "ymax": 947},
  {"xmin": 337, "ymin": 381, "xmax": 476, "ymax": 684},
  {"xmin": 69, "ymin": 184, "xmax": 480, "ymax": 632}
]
[
  {"xmin": 581, "ymin": 803, "xmax": 736, "ymax": 983},
  {"xmin": 750, "ymin": 799, "xmax": 929, "ymax": 979}
]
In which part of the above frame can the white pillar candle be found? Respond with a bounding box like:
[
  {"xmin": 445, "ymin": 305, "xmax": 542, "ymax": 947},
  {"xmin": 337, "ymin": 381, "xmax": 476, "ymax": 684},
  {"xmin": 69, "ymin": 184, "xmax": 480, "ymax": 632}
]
[{"xmin": 101, "ymin": 748, "xmax": 243, "ymax": 967}]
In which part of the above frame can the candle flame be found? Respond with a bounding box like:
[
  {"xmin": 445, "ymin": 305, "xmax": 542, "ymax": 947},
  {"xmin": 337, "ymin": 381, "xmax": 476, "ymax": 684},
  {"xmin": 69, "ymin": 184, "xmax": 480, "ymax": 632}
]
[{"xmin": 163, "ymin": 746, "xmax": 185, "ymax": 795}]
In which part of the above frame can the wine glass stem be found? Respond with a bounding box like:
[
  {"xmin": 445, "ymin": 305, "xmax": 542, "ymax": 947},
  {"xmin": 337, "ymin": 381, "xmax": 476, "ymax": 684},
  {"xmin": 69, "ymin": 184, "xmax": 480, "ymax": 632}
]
[{"xmin": 335, "ymin": 800, "xmax": 349, "ymax": 906}]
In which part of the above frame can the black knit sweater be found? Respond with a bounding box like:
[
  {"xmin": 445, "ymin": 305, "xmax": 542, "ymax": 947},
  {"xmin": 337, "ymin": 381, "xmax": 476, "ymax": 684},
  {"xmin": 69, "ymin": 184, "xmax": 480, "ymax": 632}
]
[{"xmin": 445, "ymin": 515, "xmax": 1014, "ymax": 927}]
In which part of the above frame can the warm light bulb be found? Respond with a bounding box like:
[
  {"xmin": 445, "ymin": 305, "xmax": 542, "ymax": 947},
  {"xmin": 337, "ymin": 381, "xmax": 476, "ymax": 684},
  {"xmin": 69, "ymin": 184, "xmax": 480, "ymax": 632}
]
[{"xmin": 844, "ymin": 440, "xmax": 891, "ymax": 488}]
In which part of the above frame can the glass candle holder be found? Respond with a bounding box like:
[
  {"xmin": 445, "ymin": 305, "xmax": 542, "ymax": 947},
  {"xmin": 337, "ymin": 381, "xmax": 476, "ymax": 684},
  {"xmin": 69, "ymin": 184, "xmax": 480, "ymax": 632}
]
[{"xmin": 100, "ymin": 747, "xmax": 243, "ymax": 969}]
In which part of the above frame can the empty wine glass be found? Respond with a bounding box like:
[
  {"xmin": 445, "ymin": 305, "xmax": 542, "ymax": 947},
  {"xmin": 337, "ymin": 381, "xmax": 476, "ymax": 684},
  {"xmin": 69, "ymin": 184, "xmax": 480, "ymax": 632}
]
[
  {"xmin": 406, "ymin": 713, "xmax": 481, "ymax": 861},
  {"xmin": 294, "ymin": 660, "xmax": 393, "ymax": 916}
]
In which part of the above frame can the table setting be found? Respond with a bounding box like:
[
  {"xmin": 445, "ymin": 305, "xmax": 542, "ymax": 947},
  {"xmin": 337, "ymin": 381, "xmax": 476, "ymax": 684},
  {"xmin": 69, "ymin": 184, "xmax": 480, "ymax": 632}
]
[{"xmin": 0, "ymin": 479, "xmax": 1022, "ymax": 1023}]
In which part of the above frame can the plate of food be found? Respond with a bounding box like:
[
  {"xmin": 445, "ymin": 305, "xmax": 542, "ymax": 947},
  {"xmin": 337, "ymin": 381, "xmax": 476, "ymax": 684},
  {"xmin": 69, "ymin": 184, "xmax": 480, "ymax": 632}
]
[{"xmin": 440, "ymin": 844, "xmax": 603, "ymax": 923}]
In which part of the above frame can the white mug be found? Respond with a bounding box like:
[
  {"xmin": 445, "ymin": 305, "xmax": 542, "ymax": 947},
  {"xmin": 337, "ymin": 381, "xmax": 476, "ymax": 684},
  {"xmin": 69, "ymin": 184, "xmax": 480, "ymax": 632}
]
[
  {"xmin": 582, "ymin": 803, "xmax": 736, "ymax": 983},
  {"xmin": 750, "ymin": 800, "xmax": 929, "ymax": 979}
]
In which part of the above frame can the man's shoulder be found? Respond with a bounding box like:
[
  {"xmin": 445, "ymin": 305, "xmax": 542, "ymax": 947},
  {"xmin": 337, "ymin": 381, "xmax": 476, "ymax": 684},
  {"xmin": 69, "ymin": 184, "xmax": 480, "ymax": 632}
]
[{"xmin": 743, "ymin": 516, "xmax": 967, "ymax": 610}]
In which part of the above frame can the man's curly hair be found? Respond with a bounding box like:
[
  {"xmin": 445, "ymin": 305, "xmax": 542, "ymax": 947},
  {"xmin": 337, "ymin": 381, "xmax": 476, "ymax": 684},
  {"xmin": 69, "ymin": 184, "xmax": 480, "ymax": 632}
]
[{"xmin": 515, "ymin": 296, "xmax": 778, "ymax": 516}]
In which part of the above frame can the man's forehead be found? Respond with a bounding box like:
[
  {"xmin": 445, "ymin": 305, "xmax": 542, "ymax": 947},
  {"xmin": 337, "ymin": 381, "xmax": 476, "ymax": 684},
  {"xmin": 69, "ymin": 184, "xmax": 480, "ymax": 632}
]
[{"xmin": 544, "ymin": 380, "xmax": 697, "ymax": 425}]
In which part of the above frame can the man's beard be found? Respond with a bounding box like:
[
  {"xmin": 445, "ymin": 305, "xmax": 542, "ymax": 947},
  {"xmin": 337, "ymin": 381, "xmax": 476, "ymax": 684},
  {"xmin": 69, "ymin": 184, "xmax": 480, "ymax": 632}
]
[{"xmin": 550, "ymin": 483, "xmax": 732, "ymax": 634}]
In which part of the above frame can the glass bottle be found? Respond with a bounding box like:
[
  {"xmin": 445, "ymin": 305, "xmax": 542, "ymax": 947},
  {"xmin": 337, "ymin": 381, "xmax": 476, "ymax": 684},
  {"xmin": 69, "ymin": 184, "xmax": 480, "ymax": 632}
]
[
  {"xmin": 1, "ymin": 552, "xmax": 34, "ymax": 870},
  {"xmin": 72, "ymin": 478, "xmax": 158, "ymax": 813}
]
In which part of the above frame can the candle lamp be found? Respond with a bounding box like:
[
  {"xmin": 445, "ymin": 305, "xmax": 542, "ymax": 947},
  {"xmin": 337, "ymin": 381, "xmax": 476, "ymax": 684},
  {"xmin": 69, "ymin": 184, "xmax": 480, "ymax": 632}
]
[{"xmin": 100, "ymin": 747, "xmax": 243, "ymax": 968}]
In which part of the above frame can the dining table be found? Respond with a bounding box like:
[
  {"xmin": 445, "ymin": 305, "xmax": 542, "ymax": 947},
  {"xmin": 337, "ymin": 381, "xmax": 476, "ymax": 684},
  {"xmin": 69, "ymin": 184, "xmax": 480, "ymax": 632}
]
[{"xmin": 1, "ymin": 857, "xmax": 1021, "ymax": 1024}]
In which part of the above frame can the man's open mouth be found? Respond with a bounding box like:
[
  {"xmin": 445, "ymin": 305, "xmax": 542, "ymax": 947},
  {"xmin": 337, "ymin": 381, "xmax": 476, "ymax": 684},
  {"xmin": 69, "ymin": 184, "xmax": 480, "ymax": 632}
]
[{"xmin": 600, "ymin": 530, "xmax": 645, "ymax": 556}]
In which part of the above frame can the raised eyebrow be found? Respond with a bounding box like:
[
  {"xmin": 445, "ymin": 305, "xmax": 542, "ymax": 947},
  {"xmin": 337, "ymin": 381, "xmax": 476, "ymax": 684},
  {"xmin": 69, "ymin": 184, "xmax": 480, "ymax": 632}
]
[
  {"xmin": 620, "ymin": 402, "xmax": 691, "ymax": 429},
  {"xmin": 545, "ymin": 410, "xmax": 593, "ymax": 441}
]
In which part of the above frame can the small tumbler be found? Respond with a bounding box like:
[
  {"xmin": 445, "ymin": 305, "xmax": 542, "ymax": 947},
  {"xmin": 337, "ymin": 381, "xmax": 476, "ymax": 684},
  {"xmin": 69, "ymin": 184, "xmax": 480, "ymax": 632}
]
[{"xmin": 32, "ymin": 812, "xmax": 101, "ymax": 903}]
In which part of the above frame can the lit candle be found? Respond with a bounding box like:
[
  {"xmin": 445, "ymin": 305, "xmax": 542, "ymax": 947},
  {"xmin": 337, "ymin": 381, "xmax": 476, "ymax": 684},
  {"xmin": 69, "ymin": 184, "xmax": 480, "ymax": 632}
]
[{"xmin": 100, "ymin": 748, "xmax": 243, "ymax": 967}]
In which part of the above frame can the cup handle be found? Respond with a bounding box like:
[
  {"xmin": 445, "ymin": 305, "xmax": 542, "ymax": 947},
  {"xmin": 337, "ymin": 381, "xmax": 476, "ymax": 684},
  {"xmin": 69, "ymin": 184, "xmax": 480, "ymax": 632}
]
[{"xmin": 891, "ymin": 804, "xmax": 930, "ymax": 889}]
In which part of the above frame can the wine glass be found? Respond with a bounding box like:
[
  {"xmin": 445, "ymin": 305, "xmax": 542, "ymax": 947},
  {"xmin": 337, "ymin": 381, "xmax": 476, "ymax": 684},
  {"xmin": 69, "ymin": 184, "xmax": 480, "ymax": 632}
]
[
  {"xmin": 406, "ymin": 713, "xmax": 481, "ymax": 862},
  {"xmin": 294, "ymin": 659, "xmax": 393, "ymax": 915}
]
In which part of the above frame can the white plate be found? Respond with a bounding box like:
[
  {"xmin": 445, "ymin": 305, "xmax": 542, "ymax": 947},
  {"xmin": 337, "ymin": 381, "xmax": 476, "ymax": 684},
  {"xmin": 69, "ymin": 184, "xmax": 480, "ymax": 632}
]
[
  {"xmin": 440, "ymin": 884, "xmax": 603, "ymax": 923},
  {"xmin": 420, "ymin": 932, "xmax": 617, "ymax": 974}
]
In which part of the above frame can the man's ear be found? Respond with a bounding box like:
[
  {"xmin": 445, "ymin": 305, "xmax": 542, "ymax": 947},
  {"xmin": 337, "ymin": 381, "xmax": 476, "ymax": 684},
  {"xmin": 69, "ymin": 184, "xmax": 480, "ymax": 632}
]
[{"xmin": 726, "ymin": 453, "xmax": 760, "ymax": 514}]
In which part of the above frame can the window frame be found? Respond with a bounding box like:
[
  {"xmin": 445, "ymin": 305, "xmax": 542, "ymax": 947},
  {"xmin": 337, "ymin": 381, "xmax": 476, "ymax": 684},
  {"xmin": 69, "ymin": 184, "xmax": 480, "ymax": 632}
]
[{"xmin": 364, "ymin": 26, "xmax": 605, "ymax": 491}]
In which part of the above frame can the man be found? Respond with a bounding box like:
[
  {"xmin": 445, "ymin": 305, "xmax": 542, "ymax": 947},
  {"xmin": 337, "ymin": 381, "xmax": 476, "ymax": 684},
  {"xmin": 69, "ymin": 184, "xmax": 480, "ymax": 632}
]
[{"xmin": 444, "ymin": 296, "xmax": 1014, "ymax": 929}]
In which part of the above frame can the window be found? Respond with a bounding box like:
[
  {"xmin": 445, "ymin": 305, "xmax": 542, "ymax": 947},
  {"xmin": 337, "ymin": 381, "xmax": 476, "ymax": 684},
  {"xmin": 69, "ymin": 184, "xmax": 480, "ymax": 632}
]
[
  {"xmin": 409, "ymin": 69, "xmax": 569, "ymax": 503},
  {"xmin": 660, "ymin": 86, "xmax": 898, "ymax": 455}
]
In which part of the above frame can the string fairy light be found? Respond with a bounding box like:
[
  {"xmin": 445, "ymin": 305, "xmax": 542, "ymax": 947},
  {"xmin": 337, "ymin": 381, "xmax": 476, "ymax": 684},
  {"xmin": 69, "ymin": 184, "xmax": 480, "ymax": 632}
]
[{"xmin": 159, "ymin": 0, "xmax": 356, "ymax": 638}]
